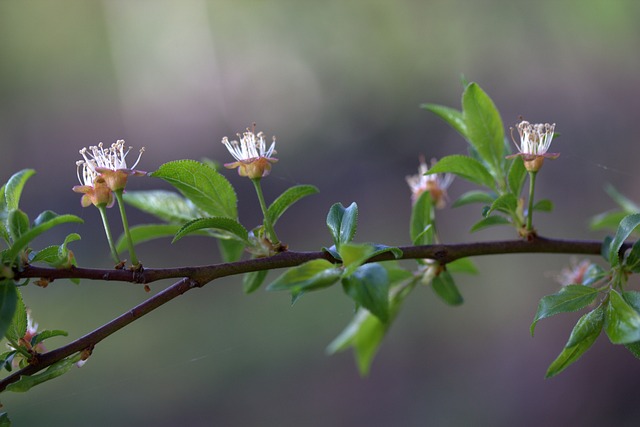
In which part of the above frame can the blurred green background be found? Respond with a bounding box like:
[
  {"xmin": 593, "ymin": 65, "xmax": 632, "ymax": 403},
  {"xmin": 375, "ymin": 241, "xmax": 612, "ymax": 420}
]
[{"xmin": 2, "ymin": 0, "xmax": 640, "ymax": 425}]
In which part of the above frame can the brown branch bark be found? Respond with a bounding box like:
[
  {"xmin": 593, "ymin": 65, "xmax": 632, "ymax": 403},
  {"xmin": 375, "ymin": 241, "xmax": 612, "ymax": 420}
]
[{"xmin": 1, "ymin": 236, "xmax": 609, "ymax": 392}]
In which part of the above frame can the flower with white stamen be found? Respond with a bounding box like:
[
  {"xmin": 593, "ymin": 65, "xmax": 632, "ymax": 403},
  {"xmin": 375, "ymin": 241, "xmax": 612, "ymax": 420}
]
[
  {"xmin": 76, "ymin": 140, "xmax": 146, "ymax": 192},
  {"xmin": 406, "ymin": 157, "xmax": 453, "ymax": 208},
  {"xmin": 222, "ymin": 125, "xmax": 278, "ymax": 179},
  {"xmin": 507, "ymin": 120, "xmax": 559, "ymax": 172}
]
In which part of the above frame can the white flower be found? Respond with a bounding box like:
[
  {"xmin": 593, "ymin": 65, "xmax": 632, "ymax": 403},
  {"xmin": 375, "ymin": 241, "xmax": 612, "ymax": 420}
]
[
  {"xmin": 508, "ymin": 120, "xmax": 559, "ymax": 171},
  {"xmin": 406, "ymin": 157, "xmax": 453, "ymax": 208},
  {"xmin": 75, "ymin": 140, "xmax": 145, "ymax": 192},
  {"xmin": 221, "ymin": 125, "xmax": 278, "ymax": 179}
]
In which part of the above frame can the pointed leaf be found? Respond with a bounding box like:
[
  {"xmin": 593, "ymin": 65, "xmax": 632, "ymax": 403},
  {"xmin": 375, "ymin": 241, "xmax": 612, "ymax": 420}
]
[
  {"xmin": 605, "ymin": 184, "xmax": 640, "ymax": 213},
  {"xmin": 150, "ymin": 160, "xmax": 237, "ymax": 219},
  {"xmin": 342, "ymin": 263, "xmax": 389, "ymax": 323},
  {"xmin": 486, "ymin": 194, "xmax": 517, "ymax": 216},
  {"xmin": 6, "ymin": 354, "xmax": 79, "ymax": 392},
  {"xmin": 446, "ymin": 258, "xmax": 478, "ymax": 275},
  {"xmin": 326, "ymin": 202, "xmax": 358, "ymax": 249},
  {"xmin": 420, "ymin": 104, "xmax": 467, "ymax": 138},
  {"xmin": 507, "ymin": 156, "xmax": 527, "ymax": 196},
  {"xmin": 0, "ymin": 280, "xmax": 18, "ymax": 340},
  {"xmin": 267, "ymin": 185, "xmax": 319, "ymax": 226},
  {"xmin": 410, "ymin": 190, "xmax": 434, "ymax": 245},
  {"xmin": 31, "ymin": 329, "xmax": 69, "ymax": 346},
  {"xmin": 452, "ymin": 190, "xmax": 495, "ymax": 208},
  {"xmin": 545, "ymin": 305, "xmax": 604, "ymax": 378},
  {"xmin": 432, "ymin": 270, "xmax": 463, "ymax": 306},
  {"xmin": 123, "ymin": 190, "xmax": 203, "ymax": 223},
  {"xmin": 115, "ymin": 225, "xmax": 187, "ymax": 253},
  {"xmin": 4, "ymin": 290, "xmax": 26, "ymax": 343},
  {"xmin": 589, "ymin": 211, "xmax": 628, "ymax": 232},
  {"xmin": 530, "ymin": 285, "xmax": 599, "ymax": 336},
  {"xmin": 267, "ymin": 259, "xmax": 341, "ymax": 293},
  {"xmin": 243, "ymin": 270, "xmax": 268, "ymax": 294},
  {"xmin": 605, "ymin": 289, "xmax": 640, "ymax": 344},
  {"xmin": 173, "ymin": 217, "xmax": 249, "ymax": 244},
  {"xmin": 470, "ymin": 215, "xmax": 511, "ymax": 232},
  {"xmin": 8, "ymin": 210, "xmax": 29, "ymax": 242},
  {"xmin": 426, "ymin": 155, "xmax": 495, "ymax": 190},
  {"xmin": 533, "ymin": 199, "xmax": 553, "ymax": 212},
  {"xmin": 4, "ymin": 169, "xmax": 35, "ymax": 211},
  {"xmin": 608, "ymin": 213, "xmax": 640, "ymax": 266},
  {"xmin": 462, "ymin": 83, "xmax": 504, "ymax": 175}
]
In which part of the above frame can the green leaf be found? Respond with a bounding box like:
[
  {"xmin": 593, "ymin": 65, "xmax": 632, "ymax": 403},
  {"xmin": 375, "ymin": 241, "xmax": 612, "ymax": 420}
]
[
  {"xmin": 4, "ymin": 169, "xmax": 35, "ymax": 211},
  {"xmin": 410, "ymin": 190, "xmax": 434, "ymax": 245},
  {"xmin": 173, "ymin": 217, "xmax": 249, "ymax": 244},
  {"xmin": 326, "ymin": 202, "xmax": 358, "ymax": 249},
  {"xmin": 32, "ymin": 210, "xmax": 59, "ymax": 227},
  {"xmin": 243, "ymin": 270, "xmax": 268, "ymax": 294},
  {"xmin": 6, "ymin": 354, "xmax": 79, "ymax": 392},
  {"xmin": 605, "ymin": 184, "xmax": 640, "ymax": 213},
  {"xmin": 420, "ymin": 104, "xmax": 467, "ymax": 138},
  {"xmin": 507, "ymin": 156, "xmax": 527, "ymax": 196},
  {"xmin": 0, "ymin": 280, "xmax": 18, "ymax": 340},
  {"xmin": 4, "ymin": 214, "xmax": 83, "ymax": 264},
  {"xmin": 486, "ymin": 194, "xmax": 517, "ymax": 216},
  {"xmin": 0, "ymin": 412, "xmax": 10, "ymax": 427},
  {"xmin": 115, "ymin": 225, "xmax": 185, "ymax": 253},
  {"xmin": 530, "ymin": 285, "xmax": 600, "ymax": 336},
  {"xmin": 545, "ymin": 305, "xmax": 604, "ymax": 378},
  {"xmin": 589, "ymin": 211, "xmax": 628, "ymax": 231},
  {"xmin": 326, "ymin": 308, "xmax": 387, "ymax": 376},
  {"xmin": 533, "ymin": 199, "xmax": 553, "ymax": 212},
  {"xmin": 426, "ymin": 155, "xmax": 496, "ymax": 190},
  {"xmin": 432, "ymin": 270, "xmax": 463, "ymax": 306},
  {"xmin": 4, "ymin": 290, "xmax": 26, "ymax": 343},
  {"xmin": 605, "ymin": 289, "xmax": 640, "ymax": 344},
  {"xmin": 608, "ymin": 213, "xmax": 640, "ymax": 266},
  {"xmin": 31, "ymin": 329, "xmax": 68, "ymax": 346},
  {"xmin": 123, "ymin": 190, "xmax": 203, "ymax": 223},
  {"xmin": 462, "ymin": 83, "xmax": 504, "ymax": 176},
  {"xmin": 446, "ymin": 258, "xmax": 478, "ymax": 275},
  {"xmin": 31, "ymin": 233, "xmax": 80, "ymax": 268},
  {"xmin": 339, "ymin": 243, "xmax": 374, "ymax": 275},
  {"xmin": 218, "ymin": 238, "xmax": 245, "ymax": 263},
  {"xmin": 470, "ymin": 215, "xmax": 511, "ymax": 232},
  {"xmin": 452, "ymin": 190, "xmax": 495, "ymax": 208},
  {"xmin": 624, "ymin": 240, "xmax": 640, "ymax": 272},
  {"xmin": 150, "ymin": 160, "xmax": 237, "ymax": 219},
  {"xmin": 267, "ymin": 185, "xmax": 319, "ymax": 226},
  {"xmin": 8, "ymin": 210, "xmax": 29, "ymax": 242},
  {"xmin": 267, "ymin": 259, "xmax": 342, "ymax": 293},
  {"xmin": 342, "ymin": 263, "xmax": 390, "ymax": 323}
]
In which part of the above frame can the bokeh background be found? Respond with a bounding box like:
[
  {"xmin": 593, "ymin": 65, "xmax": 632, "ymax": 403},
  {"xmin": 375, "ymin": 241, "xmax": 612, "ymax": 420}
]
[{"xmin": 2, "ymin": 0, "xmax": 640, "ymax": 425}]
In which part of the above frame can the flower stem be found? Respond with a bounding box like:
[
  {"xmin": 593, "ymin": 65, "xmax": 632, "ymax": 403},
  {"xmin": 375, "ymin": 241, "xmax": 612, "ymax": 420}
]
[
  {"xmin": 251, "ymin": 178, "xmax": 280, "ymax": 246},
  {"xmin": 114, "ymin": 190, "xmax": 139, "ymax": 266},
  {"xmin": 97, "ymin": 205, "xmax": 121, "ymax": 263},
  {"xmin": 526, "ymin": 171, "xmax": 538, "ymax": 231}
]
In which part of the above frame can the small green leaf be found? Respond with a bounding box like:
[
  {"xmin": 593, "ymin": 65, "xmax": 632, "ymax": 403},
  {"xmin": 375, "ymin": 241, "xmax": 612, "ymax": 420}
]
[
  {"xmin": 243, "ymin": 270, "xmax": 268, "ymax": 294},
  {"xmin": 432, "ymin": 270, "xmax": 463, "ymax": 306},
  {"xmin": 4, "ymin": 214, "xmax": 83, "ymax": 264},
  {"xmin": 605, "ymin": 184, "xmax": 640, "ymax": 213},
  {"xmin": 326, "ymin": 202, "xmax": 358, "ymax": 249},
  {"xmin": 462, "ymin": 83, "xmax": 504, "ymax": 176},
  {"xmin": 446, "ymin": 258, "xmax": 478, "ymax": 275},
  {"xmin": 545, "ymin": 305, "xmax": 604, "ymax": 378},
  {"xmin": 507, "ymin": 156, "xmax": 527, "ymax": 196},
  {"xmin": 115, "ymin": 225, "xmax": 188, "ymax": 253},
  {"xmin": 150, "ymin": 160, "xmax": 237, "ymax": 219},
  {"xmin": 470, "ymin": 215, "xmax": 511, "ymax": 232},
  {"xmin": 589, "ymin": 211, "xmax": 628, "ymax": 231},
  {"xmin": 8, "ymin": 210, "xmax": 29, "ymax": 242},
  {"xmin": 486, "ymin": 194, "xmax": 517, "ymax": 216},
  {"xmin": 530, "ymin": 285, "xmax": 599, "ymax": 336},
  {"xmin": 624, "ymin": 240, "xmax": 640, "ymax": 272},
  {"xmin": 339, "ymin": 243, "xmax": 374, "ymax": 276},
  {"xmin": 32, "ymin": 210, "xmax": 59, "ymax": 227},
  {"xmin": 4, "ymin": 169, "xmax": 36, "ymax": 211},
  {"xmin": 4, "ymin": 290, "xmax": 26, "ymax": 343},
  {"xmin": 608, "ymin": 213, "xmax": 640, "ymax": 266},
  {"xmin": 173, "ymin": 217, "xmax": 249, "ymax": 244},
  {"xmin": 123, "ymin": 190, "xmax": 203, "ymax": 223},
  {"xmin": 410, "ymin": 190, "xmax": 434, "ymax": 245},
  {"xmin": 218, "ymin": 238, "xmax": 245, "ymax": 263},
  {"xmin": 605, "ymin": 289, "xmax": 640, "ymax": 344},
  {"xmin": 31, "ymin": 329, "xmax": 69, "ymax": 346},
  {"xmin": 420, "ymin": 104, "xmax": 467, "ymax": 138},
  {"xmin": 0, "ymin": 280, "xmax": 18, "ymax": 340},
  {"xmin": 6, "ymin": 354, "xmax": 79, "ymax": 392},
  {"xmin": 0, "ymin": 412, "xmax": 10, "ymax": 427},
  {"xmin": 267, "ymin": 259, "xmax": 342, "ymax": 293},
  {"xmin": 452, "ymin": 190, "xmax": 495, "ymax": 208},
  {"xmin": 267, "ymin": 185, "xmax": 319, "ymax": 226},
  {"xmin": 342, "ymin": 263, "xmax": 390, "ymax": 323},
  {"xmin": 426, "ymin": 155, "xmax": 496, "ymax": 190},
  {"xmin": 533, "ymin": 199, "xmax": 553, "ymax": 212}
]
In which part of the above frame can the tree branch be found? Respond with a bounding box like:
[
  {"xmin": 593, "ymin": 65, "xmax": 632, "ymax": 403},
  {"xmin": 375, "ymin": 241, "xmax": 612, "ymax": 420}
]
[{"xmin": 1, "ymin": 236, "xmax": 610, "ymax": 392}]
